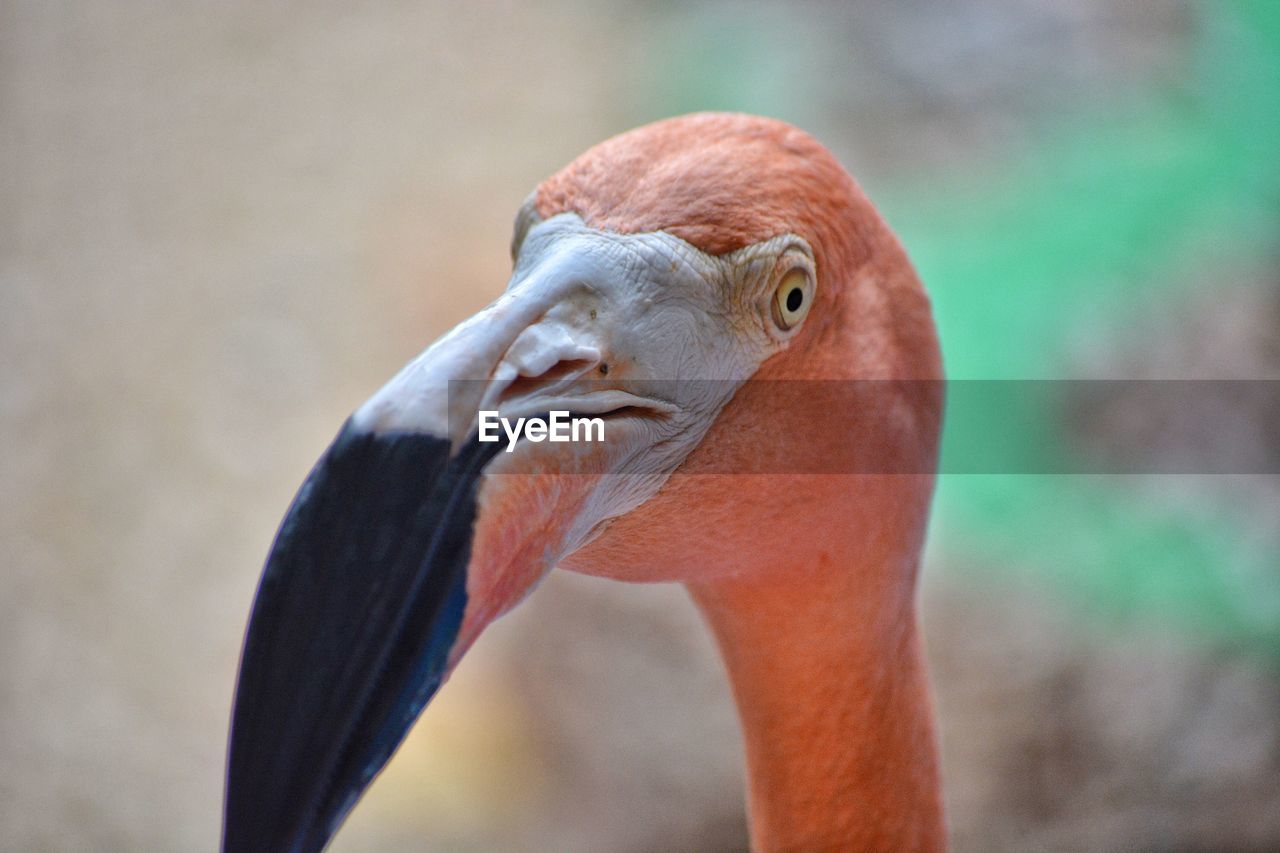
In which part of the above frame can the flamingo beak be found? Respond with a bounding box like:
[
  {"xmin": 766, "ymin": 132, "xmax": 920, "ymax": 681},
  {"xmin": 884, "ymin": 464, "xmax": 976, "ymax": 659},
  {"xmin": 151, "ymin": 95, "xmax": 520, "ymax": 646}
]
[
  {"xmin": 222, "ymin": 213, "xmax": 764, "ymax": 853},
  {"xmin": 223, "ymin": 303, "xmax": 613, "ymax": 852},
  {"xmin": 221, "ymin": 227, "xmax": 705, "ymax": 853},
  {"xmin": 222, "ymin": 416, "xmax": 505, "ymax": 853}
]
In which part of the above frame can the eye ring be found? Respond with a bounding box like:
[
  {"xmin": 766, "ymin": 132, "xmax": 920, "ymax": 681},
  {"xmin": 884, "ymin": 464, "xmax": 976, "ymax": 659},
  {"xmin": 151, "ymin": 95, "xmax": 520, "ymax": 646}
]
[{"xmin": 771, "ymin": 267, "xmax": 813, "ymax": 331}]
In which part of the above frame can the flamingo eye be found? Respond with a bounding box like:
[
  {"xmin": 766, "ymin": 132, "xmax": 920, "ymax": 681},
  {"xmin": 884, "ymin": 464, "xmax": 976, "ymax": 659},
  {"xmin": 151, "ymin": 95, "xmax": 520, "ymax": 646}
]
[{"xmin": 771, "ymin": 268, "xmax": 813, "ymax": 331}]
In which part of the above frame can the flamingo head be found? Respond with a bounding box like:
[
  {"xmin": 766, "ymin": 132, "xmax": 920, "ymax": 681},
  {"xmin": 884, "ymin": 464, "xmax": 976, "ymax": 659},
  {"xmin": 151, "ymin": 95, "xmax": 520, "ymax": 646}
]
[{"xmin": 223, "ymin": 113, "xmax": 941, "ymax": 853}]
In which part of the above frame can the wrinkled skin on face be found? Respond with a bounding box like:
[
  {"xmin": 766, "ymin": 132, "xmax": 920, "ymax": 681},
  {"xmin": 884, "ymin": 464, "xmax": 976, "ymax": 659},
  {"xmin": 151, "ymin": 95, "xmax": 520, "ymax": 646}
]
[{"xmin": 391, "ymin": 212, "xmax": 822, "ymax": 658}]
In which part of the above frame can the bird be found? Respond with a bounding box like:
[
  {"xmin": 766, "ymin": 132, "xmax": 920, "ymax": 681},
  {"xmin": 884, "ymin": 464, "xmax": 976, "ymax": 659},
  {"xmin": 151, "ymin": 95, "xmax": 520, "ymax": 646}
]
[{"xmin": 224, "ymin": 112, "xmax": 946, "ymax": 853}]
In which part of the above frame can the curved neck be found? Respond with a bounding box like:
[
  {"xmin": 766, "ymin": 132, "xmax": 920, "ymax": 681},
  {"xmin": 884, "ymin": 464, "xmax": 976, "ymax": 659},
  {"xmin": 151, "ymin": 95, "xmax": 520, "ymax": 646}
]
[{"xmin": 688, "ymin": 552, "xmax": 945, "ymax": 852}]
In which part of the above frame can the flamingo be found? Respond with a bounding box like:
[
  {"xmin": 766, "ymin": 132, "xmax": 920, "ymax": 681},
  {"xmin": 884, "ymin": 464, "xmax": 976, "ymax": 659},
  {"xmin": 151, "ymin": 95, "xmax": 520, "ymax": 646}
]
[{"xmin": 224, "ymin": 112, "xmax": 946, "ymax": 852}]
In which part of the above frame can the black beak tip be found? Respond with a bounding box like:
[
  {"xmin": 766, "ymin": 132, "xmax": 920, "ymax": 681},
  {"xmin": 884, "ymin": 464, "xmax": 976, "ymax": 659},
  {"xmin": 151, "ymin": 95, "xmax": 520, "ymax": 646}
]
[{"xmin": 223, "ymin": 420, "xmax": 501, "ymax": 852}]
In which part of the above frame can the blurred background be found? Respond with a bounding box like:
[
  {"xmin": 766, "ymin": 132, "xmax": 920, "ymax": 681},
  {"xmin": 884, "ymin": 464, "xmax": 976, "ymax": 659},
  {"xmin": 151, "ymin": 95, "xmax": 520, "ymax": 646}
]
[{"xmin": 3, "ymin": 0, "xmax": 1278, "ymax": 850}]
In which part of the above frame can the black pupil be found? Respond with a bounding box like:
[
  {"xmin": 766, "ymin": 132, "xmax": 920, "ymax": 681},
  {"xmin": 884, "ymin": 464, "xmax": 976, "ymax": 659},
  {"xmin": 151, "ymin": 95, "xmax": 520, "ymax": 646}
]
[{"xmin": 785, "ymin": 286, "xmax": 804, "ymax": 313}]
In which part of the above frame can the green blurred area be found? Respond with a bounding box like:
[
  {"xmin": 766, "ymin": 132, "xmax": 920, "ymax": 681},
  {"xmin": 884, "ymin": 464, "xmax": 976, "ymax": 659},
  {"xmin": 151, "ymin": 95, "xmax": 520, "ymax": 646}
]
[{"xmin": 911, "ymin": 0, "xmax": 1280, "ymax": 658}]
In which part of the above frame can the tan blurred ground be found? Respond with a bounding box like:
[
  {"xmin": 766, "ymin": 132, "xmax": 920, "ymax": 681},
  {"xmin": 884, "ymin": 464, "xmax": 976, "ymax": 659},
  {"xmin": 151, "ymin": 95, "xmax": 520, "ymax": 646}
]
[{"xmin": 3, "ymin": 2, "xmax": 1277, "ymax": 851}]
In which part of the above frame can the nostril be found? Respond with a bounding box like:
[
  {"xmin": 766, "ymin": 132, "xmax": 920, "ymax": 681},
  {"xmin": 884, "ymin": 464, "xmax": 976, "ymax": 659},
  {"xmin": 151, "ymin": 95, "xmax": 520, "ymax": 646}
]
[{"xmin": 505, "ymin": 358, "xmax": 596, "ymax": 399}]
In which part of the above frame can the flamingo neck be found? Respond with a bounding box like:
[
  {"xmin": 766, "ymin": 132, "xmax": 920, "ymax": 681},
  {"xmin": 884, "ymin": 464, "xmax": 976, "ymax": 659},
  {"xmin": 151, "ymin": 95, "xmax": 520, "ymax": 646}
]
[{"xmin": 688, "ymin": 549, "xmax": 945, "ymax": 852}]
